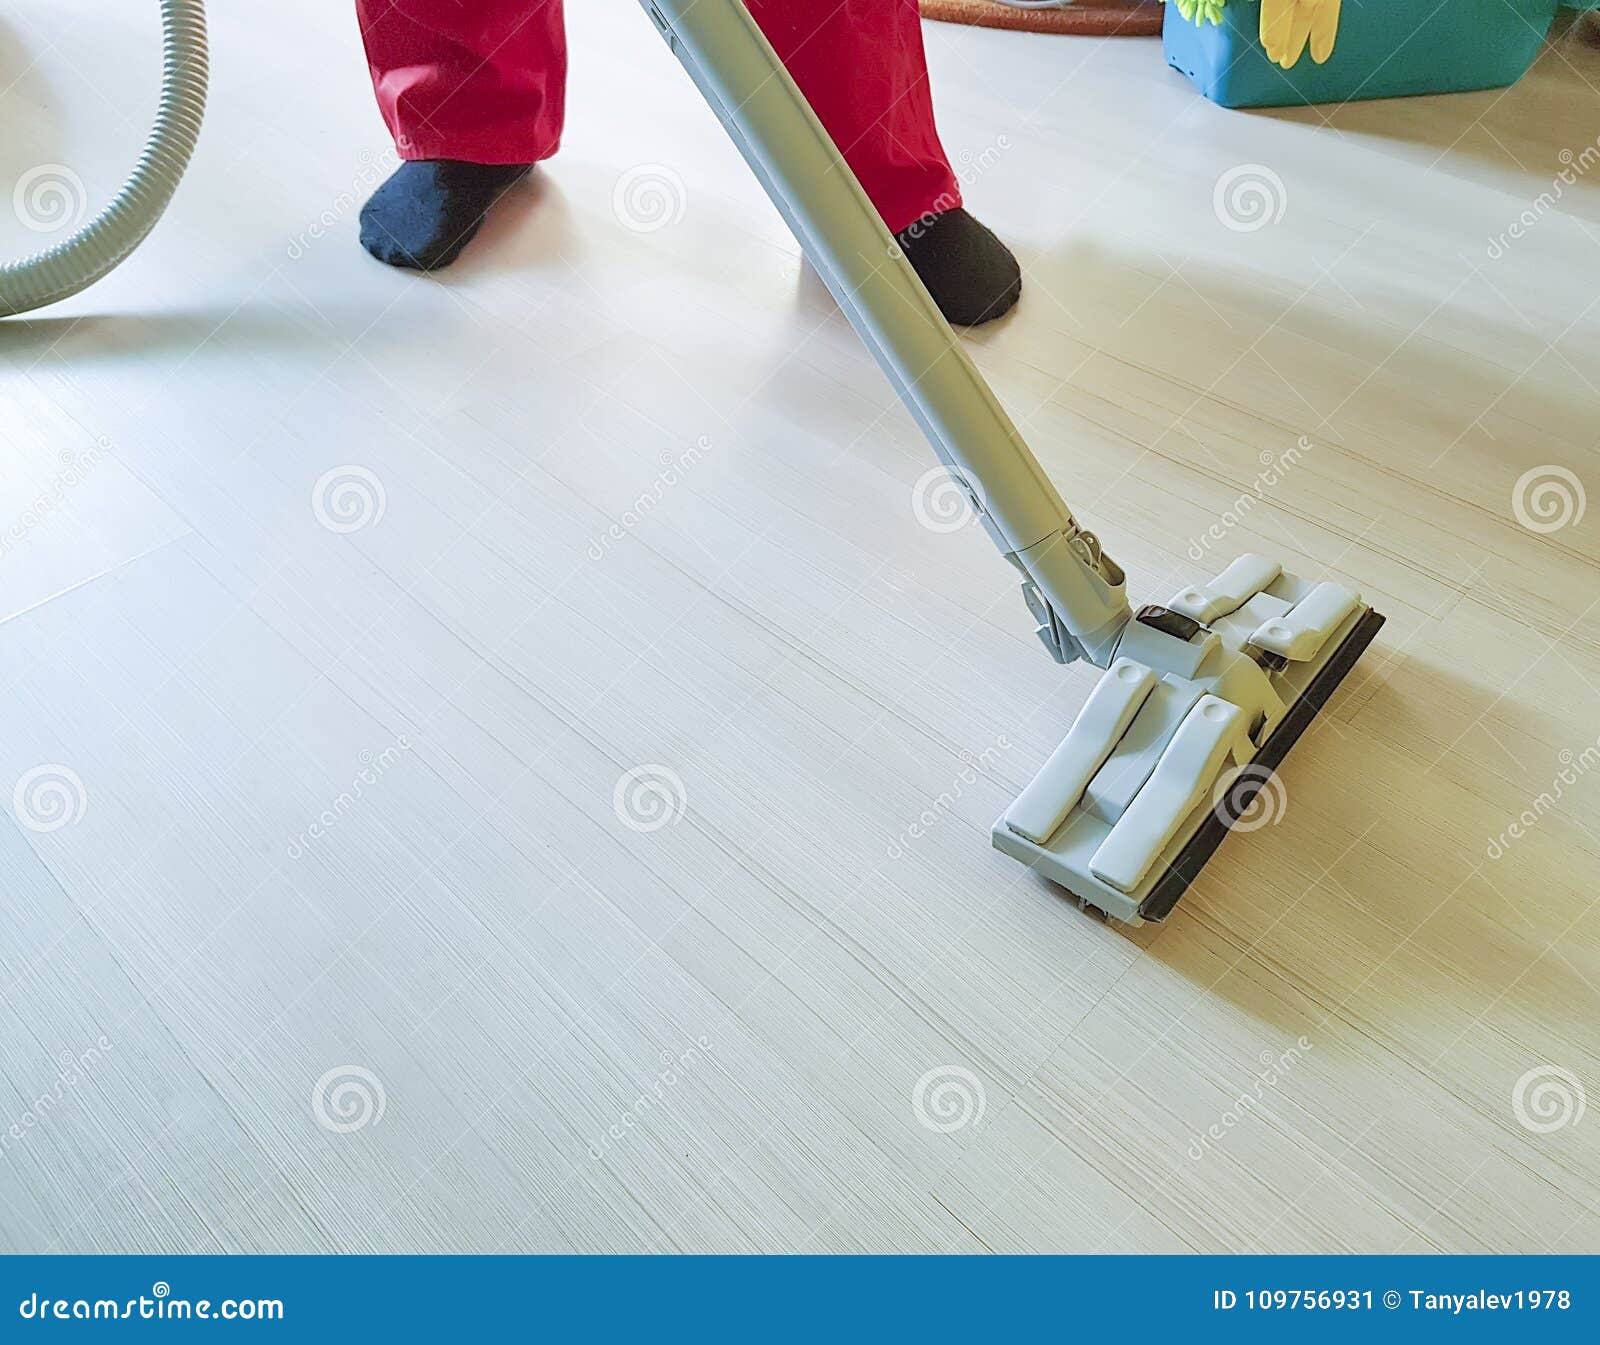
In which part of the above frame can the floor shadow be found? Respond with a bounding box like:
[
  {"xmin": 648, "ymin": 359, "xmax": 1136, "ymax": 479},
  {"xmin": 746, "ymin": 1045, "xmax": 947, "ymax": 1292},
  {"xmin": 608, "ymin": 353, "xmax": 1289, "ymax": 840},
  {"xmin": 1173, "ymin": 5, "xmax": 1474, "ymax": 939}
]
[
  {"xmin": 440, "ymin": 169, "xmax": 582, "ymax": 282},
  {"xmin": 1250, "ymin": 21, "xmax": 1600, "ymax": 193},
  {"xmin": 0, "ymin": 305, "xmax": 353, "ymax": 364},
  {"xmin": 1021, "ymin": 234, "xmax": 1599, "ymax": 465},
  {"xmin": 1116, "ymin": 647, "xmax": 1600, "ymax": 1044},
  {"xmin": 790, "ymin": 237, "xmax": 1025, "ymax": 340}
]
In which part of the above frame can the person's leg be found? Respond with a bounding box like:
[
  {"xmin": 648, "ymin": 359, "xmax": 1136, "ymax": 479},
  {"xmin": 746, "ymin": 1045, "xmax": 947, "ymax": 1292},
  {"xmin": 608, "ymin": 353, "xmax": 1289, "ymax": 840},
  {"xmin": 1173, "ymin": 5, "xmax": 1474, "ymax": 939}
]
[
  {"xmin": 355, "ymin": 0, "xmax": 565, "ymax": 269},
  {"xmin": 744, "ymin": 0, "xmax": 953, "ymax": 234},
  {"xmin": 744, "ymin": 0, "xmax": 1020, "ymax": 324}
]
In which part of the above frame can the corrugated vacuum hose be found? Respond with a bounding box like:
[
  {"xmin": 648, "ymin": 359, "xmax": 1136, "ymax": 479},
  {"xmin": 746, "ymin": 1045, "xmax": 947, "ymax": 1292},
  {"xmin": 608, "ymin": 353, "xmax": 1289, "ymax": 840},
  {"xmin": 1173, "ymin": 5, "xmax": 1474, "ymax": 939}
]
[{"xmin": 0, "ymin": 0, "xmax": 207, "ymax": 316}]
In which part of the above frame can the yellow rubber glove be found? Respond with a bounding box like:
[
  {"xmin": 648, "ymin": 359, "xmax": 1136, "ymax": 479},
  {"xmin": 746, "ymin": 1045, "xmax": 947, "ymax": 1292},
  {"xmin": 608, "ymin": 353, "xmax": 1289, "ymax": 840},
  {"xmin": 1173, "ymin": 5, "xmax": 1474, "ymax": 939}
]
[{"xmin": 1259, "ymin": 0, "xmax": 1341, "ymax": 68}]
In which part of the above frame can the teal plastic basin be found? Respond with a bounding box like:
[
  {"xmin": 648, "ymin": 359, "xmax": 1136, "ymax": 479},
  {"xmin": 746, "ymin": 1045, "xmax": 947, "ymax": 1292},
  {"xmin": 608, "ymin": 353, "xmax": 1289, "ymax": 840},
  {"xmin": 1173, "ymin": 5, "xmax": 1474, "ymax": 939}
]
[{"xmin": 1163, "ymin": 1, "xmax": 1592, "ymax": 108}]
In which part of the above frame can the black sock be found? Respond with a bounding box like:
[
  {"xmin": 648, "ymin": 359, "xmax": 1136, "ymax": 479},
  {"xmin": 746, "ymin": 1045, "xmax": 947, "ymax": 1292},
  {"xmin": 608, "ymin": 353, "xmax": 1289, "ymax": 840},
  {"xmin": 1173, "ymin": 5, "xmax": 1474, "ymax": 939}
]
[
  {"xmin": 359, "ymin": 159, "xmax": 532, "ymax": 272},
  {"xmin": 896, "ymin": 208, "xmax": 1022, "ymax": 327}
]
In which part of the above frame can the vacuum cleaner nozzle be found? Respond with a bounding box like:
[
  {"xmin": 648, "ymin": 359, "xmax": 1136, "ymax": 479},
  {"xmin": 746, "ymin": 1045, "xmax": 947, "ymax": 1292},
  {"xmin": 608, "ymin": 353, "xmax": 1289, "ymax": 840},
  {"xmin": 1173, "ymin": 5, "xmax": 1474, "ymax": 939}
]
[
  {"xmin": 992, "ymin": 556, "xmax": 1384, "ymax": 924},
  {"xmin": 639, "ymin": 2, "xmax": 1384, "ymax": 926}
]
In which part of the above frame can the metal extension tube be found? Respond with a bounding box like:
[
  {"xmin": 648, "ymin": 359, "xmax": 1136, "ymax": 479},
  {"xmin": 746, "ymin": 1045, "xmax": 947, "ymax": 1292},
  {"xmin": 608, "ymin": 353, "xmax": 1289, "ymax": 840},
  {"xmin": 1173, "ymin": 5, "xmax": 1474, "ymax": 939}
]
[{"xmin": 639, "ymin": 0, "xmax": 1132, "ymax": 668}]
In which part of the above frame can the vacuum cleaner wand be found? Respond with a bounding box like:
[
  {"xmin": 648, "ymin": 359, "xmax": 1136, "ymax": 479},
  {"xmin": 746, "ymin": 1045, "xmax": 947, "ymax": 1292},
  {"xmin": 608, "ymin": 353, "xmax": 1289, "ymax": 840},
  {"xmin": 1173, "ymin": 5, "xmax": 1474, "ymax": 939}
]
[
  {"xmin": 638, "ymin": 0, "xmax": 1131, "ymax": 671},
  {"xmin": 642, "ymin": 0, "xmax": 1384, "ymax": 923}
]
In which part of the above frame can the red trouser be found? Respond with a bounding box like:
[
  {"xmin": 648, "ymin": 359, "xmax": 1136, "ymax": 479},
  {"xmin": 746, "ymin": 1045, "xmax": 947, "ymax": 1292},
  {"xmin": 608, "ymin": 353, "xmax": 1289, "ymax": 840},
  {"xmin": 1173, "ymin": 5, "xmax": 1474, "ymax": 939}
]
[{"xmin": 355, "ymin": 0, "xmax": 961, "ymax": 234}]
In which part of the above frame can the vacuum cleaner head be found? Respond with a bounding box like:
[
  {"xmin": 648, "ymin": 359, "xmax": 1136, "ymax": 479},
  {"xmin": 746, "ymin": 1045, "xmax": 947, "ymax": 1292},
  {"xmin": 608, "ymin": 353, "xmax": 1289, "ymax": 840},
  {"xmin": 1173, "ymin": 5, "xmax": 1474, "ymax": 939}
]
[
  {"xmin": 992, "ymin": 555, "xmax": 1384, "ymax": 924},
  {"xmin": 640, "ymin": 4, "xmax": 1385, "ymax": 927}
]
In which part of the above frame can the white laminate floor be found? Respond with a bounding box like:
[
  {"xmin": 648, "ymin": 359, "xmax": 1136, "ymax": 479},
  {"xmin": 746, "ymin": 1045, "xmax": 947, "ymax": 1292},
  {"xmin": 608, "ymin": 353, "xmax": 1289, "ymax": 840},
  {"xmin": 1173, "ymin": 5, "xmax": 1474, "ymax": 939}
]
[{"xmin": 2, "ymin": 1, "xmax": 1598, "ymax": 1253}]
